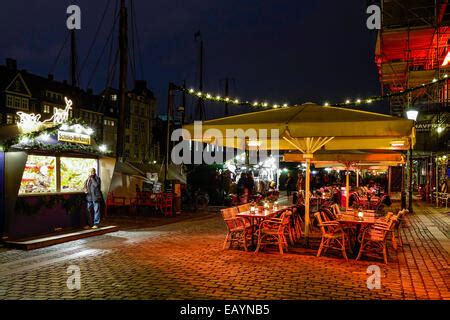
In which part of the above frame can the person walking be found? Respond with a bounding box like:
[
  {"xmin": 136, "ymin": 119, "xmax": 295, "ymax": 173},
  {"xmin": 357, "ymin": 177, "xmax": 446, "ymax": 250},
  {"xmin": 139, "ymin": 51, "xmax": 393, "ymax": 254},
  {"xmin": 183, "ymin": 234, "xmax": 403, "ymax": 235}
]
[
  {"xmin": 84, "ymin": 168, "xmax": 102, "ymax": 229},
  {"xmin": 285, "ymin": 172, "xmax": 295, "ymax": 199}
]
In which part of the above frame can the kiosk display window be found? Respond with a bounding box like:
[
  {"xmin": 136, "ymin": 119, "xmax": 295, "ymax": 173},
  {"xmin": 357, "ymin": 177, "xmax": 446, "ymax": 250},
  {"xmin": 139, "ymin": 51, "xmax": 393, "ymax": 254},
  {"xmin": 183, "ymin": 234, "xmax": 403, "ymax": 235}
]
[
  {"xmin": 60, "ymin": 157, "xmax": 98, "ymax": 192},
  {"xmin": 19, "ymin": 155, "xmax": 98, "ymax": 195},
  {"xmin": 19, "ymin": 155, "xmax": 57, "ymax": 194}
]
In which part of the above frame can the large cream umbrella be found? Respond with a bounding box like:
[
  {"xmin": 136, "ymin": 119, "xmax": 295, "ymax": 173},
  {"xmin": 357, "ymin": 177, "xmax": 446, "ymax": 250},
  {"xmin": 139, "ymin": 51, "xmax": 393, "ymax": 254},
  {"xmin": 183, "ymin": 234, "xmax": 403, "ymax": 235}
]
[{"xmin": 182, "ymin": 103, "xmax": 415, "ymax": 239}]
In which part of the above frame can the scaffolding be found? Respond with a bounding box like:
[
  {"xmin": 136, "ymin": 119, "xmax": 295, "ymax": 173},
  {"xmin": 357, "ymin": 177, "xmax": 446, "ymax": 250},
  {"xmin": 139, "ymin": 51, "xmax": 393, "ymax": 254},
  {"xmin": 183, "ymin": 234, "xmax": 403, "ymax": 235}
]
[
  {"xmin": 375, "ymin": 0, "xmax": 450, "ymax": 116},
  {"xmin": 376, "ymin": 1, "xmax": 450, "ymax": 202}
]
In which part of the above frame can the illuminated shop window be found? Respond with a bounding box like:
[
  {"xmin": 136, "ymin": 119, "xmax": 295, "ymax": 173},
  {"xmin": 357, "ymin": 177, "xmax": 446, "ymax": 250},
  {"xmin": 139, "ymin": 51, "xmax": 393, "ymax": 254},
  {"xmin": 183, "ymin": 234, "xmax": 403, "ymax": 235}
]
[
  {"xmin": 19, "ymin": 155, "xmax": 57, "ymax": 194},
  {"xmin": 60, "ymin": 157, "xmax": 98, "ymax": 193}
]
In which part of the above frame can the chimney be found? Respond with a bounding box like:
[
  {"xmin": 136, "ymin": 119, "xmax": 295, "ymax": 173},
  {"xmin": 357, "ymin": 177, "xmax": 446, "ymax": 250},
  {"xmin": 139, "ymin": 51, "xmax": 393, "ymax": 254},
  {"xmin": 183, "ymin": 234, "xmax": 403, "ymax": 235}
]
[
  {"xmin": 5, "ymin": 58, "xmax": 17, "ymax": 70},
  {"xmin": 48, "ymin": 74, "xmax": 54, "ymax": 81}
]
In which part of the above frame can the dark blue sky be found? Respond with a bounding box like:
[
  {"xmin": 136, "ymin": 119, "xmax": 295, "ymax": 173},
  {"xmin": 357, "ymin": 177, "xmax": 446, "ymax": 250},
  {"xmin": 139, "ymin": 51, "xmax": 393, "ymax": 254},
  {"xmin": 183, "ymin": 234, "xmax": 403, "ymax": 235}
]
[{"xmin": 0, "ymin": 0, "xmax": 384, "ymax": 118}]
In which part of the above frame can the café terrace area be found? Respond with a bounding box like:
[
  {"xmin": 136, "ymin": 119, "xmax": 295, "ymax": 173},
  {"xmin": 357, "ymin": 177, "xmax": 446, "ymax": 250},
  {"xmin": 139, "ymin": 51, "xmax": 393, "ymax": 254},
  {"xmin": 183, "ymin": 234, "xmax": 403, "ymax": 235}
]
[{"xmin": 0, "ymin": 198, "xmax": 447, "ymax": 300}]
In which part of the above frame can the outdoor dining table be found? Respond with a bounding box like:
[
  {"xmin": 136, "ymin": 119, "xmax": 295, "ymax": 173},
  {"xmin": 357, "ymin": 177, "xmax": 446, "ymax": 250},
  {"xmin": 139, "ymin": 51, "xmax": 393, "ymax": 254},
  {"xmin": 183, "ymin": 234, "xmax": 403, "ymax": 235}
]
[
  {"xmin": 237, "ymin": 205, "xmax": 295, "ymax": 247},
  {"xmin": 337, "ymin": 211, "xmax": 376, "ymax": 257}
]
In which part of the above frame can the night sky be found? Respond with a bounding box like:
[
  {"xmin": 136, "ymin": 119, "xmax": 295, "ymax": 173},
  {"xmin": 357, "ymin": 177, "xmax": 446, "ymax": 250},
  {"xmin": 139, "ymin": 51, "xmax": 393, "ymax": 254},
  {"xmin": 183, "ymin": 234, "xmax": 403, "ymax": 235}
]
[{"xmin": 0, "ymin": 0, "xmax": 385, "ymax": 118}]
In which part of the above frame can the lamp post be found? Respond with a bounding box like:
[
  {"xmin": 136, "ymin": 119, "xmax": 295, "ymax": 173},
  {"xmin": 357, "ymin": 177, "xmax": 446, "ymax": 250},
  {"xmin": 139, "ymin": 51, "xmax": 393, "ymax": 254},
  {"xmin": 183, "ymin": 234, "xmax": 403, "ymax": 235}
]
[{"xmin": 406, "ymin": 107, "xmax": 418, "ymax": 213}]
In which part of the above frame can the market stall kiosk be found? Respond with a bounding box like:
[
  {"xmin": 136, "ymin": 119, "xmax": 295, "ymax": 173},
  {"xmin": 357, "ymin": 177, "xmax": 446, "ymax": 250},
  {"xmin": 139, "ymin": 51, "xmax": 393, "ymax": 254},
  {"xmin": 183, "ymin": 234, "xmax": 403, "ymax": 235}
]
[{"xmin": 0, "ymin": 98, "xmax": 115, "ymax": 240}]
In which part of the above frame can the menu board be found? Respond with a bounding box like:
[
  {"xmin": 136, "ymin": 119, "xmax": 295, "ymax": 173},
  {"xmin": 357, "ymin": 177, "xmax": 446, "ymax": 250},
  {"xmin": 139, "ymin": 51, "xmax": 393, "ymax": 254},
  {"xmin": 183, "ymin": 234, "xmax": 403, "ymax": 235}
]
[
  {"xmin": 60, "ymin": 157, "xmax": 98, "ymax": 192},
  {"xmin": 19, "ymin": 155, "xmax": 57, "ymax": 194}
]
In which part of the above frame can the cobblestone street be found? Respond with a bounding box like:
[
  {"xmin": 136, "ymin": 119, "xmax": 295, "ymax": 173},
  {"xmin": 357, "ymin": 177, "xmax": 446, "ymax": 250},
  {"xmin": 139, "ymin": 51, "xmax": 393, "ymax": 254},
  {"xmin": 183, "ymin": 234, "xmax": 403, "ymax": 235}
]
[{"xmin": 0, "ymin": 202, "xmax": 448, "ymax": 300}]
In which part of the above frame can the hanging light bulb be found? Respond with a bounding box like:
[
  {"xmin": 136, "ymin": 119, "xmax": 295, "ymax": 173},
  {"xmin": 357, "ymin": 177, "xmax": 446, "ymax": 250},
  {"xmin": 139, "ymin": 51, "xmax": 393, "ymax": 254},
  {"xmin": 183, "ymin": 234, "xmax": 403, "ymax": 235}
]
[
  {"xmin": 283, "ymin": 103, "xmax": 288, "ymax": 107},
  {"xmin": 216, "ymin": 95, "xmax": 221, "ymax": 100},
  {"xmin": 253, "ymin": 101, "xmax": 259, "ymax": 106},
  {"xmin": 273, "ymin": 104, "xmax": 279, "ymax": 108},
  {"xmin": 367, "ymin": 99, "xmax": 372, "ymax": 104},
  {"xmin": 324, "ymin": 102, "xmax": 329, "ymax": 106},
  {"xmin": 189, "ymin": 88, "xmax": 195, "ymax": 93},
  {"xmin": 345, "ymin": 99, "xmax": 350, "ymax": 104},
  {"xmin": 234, "ymin": 99, "xmax": 240, "ymax": 104},
  {"xmin": 356, "ymin": 99, "xmax": 361, "ymax": 104},
  {"xmin": 206, "ymin": 93, "xmax": 212, "ymax": 99}
]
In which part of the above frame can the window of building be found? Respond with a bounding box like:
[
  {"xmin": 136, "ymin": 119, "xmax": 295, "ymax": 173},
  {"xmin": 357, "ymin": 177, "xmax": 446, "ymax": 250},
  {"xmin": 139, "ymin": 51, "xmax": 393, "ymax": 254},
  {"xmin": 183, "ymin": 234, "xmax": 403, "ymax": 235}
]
[
  {"xmin": 6, "ymin": 114, "xmax": 13, "ymax": 124},
  {"xmin": 13, "ymin": 97, "xmax": 21, "ymax": 109},
  {"xmin": 21, "ymin": 98, "xmax": 28, "ymax": 110},
  {"xmin": 43, "ymin": 105, "xmax": 51, "ymax": 113},
  {"xmin": 6, "ymin": 95, "xmax": 13, "ymax": 108},
  {"xmin": 111, "ymin": 94, "xmax": 117, "ymax": 101}
]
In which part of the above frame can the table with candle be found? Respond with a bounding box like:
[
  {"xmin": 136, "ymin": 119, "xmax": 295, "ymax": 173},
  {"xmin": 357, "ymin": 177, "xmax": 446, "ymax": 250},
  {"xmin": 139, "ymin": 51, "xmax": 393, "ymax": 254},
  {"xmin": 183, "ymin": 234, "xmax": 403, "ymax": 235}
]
[
  {"xmin": 336, "ymin": 209, "xmax": 376, "ymax": 257},
  {"xmin": 237, "ymin": 204, "xmax": 295, "ymax": 247}
]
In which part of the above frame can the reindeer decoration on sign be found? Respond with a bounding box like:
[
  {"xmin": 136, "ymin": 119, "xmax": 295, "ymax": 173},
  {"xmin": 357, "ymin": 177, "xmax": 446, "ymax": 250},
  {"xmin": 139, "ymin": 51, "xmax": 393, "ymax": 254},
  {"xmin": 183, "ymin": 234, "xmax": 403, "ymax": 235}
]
[
  {"xmin": 16, "ymin": 97, "xmax": 73, "ymax": 133},
  {"xmin": 46, "ymin": 97, "xmax": 73, "ymax": 124},
  {"xmin": 16, "ymin": 111, "xmax": 43, "ymax": 133}
]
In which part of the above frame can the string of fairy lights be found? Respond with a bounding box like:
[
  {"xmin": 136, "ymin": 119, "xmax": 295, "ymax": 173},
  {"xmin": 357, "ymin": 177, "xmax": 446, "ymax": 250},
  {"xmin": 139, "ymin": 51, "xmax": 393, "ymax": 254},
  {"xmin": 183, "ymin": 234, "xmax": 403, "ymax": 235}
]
[{"xmin": 173, "ymin": 72, "xmax": 449, "ymax": 110}]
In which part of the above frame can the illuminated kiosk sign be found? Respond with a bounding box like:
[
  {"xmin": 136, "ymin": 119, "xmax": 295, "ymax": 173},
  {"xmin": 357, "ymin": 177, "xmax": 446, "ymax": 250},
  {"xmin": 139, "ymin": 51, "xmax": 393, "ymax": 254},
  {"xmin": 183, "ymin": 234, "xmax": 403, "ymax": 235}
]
[{"xmin": 57, "ymin": 130, "xmax": 91, "ymax": 145}]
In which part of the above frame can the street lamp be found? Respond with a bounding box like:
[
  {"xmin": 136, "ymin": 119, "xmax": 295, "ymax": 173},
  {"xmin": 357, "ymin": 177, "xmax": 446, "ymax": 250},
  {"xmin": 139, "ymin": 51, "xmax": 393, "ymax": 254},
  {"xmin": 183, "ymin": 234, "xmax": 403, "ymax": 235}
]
[
  {"xmin": 405, "ymin": 106, "xmax": 419, "ymax": 213},
  {"xmin": 406, "ymin": 108, "xmax": 419, "ymax": 121}
]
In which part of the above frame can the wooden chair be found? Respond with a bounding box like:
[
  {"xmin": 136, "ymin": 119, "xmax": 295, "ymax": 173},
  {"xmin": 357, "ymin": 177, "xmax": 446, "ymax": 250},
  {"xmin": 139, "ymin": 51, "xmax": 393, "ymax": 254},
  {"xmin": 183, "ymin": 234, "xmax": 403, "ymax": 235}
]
[
  {"xmin": 330, "ymin": 203, "xmax": 342, "ymax": 217},
  {"xmin": 314, "ymin": 212, "xmax": 349, "ymax": 260},
  {"xmin": 291, "ymin": 206, "xmax": 303, "ymax": 241},
  {"xmin": 391, "ymin": 209, "xmax": 407, "ymax": 248},
  {"xmin": 356, "ymin": 217, "xmax": 396, "ymax": 264},
  {"xmin": 255, "ymin": 211, "xmax": 292, "ymax": 254},
  {"xmin": 438, "ymin": 193, "xmax": 449, "ymax": 208},
  {"xmin": 221, "ymin": 207, "xmax": 252, "ymax": 251}
]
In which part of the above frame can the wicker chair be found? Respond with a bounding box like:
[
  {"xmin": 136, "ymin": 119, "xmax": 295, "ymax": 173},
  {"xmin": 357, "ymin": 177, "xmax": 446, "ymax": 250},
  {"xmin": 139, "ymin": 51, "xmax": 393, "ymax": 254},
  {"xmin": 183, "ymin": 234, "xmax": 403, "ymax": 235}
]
[
  {"xmin": 291, "ymin": 206, "xmax": 303, "ymax": 240},
  {"xmin": 255, "ymin": 211, "xmax": 292, "ymax": 254},
  {"xmin": 221, "ymin": 208, "xmax": 252, "ymax": 251},
  {"xmin": 356, "ymin": 217, "xmax": 396, "ymax": 264},
  {"xmin": 330, "ymin": 203, "xmax": 342, "ymax": 217},
  {"xmin": 237, "ymin": 204, "xmax": 251, "ymax": 213},
  {"xmin": 391, "ymin": 209, "xmax": 407, "ymax": 248},
  {"xmin": 314, "ymin": 212, "xmax": 350, "ymax": 260}
]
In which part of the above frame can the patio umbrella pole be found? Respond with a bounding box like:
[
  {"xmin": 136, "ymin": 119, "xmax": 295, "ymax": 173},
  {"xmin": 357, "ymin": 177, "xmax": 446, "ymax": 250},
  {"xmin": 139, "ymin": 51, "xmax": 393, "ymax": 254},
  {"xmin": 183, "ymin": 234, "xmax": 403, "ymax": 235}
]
[
  {"xmin": 346, "ymin": 169, "xmax": 350, "ymax": 210},
  {"xmin": 304, "ymin": 155, "xmax": 312, "ymax": 247},
  {"xmin": 356, "ymin": 169, "xmax": 359, "ymax": 188}
]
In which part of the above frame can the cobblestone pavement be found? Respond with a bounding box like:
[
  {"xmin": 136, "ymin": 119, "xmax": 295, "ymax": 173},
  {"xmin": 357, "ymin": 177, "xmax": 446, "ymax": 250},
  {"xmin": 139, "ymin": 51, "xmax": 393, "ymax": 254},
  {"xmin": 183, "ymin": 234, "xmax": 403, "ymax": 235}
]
[{"xmin": 0, "ymin": 202, "xmax": 448, "ymax": 300}]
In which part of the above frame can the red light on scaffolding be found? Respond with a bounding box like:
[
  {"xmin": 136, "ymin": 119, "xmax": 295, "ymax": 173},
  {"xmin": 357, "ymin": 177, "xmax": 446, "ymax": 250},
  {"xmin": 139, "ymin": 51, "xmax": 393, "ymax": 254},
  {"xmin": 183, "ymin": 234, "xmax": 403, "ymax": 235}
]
[{"xmin": 442, "ymin": 51, "xmax": 450, "ymax": 66}]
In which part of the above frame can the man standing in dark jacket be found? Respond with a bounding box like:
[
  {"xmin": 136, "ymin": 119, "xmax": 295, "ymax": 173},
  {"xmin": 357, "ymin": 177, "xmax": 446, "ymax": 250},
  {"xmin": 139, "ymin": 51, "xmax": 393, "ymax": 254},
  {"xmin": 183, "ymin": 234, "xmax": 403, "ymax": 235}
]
[{"xmin": 84, "ymin": 168, "xmax": 102, "ymax": 229}]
